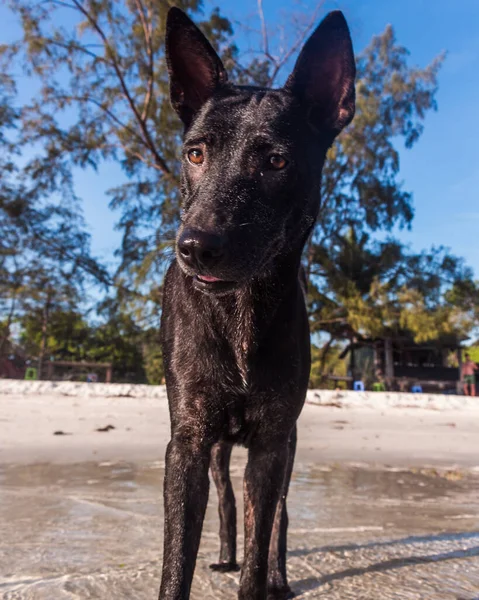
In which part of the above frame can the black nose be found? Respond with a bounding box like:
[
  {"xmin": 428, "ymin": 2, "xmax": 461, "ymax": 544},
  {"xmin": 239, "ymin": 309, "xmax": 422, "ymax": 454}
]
[{"xmin": 177, "ymin": 228, "xmax": 226, "ymax": 271}]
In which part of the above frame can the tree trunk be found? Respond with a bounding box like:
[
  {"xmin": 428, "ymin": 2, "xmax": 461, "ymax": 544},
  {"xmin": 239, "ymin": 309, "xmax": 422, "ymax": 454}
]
[
  {"xmin": 38, "ymin": 292, "xmax": 52, "ymax": 380},
  {"xmin": 384, "ymin": 338, "xmax": 394, "ymax": 389},
  {"xmin": 349, "ymin": 339, "xmax": 355, "ymax": 390},
  {"xmin": 319, "ymin": 336, "xmax": 335, "ymax": 386},
  {"xmin": 457, "ymin": 346, "xmax": 463, "ymax": 395},
  {"xmin": 0, "ymin": 295, "xmax": 17, "ymax": 358},
  {"xmin": 305, "ymin": 235, "xmax": 314, "ymax": 289}
]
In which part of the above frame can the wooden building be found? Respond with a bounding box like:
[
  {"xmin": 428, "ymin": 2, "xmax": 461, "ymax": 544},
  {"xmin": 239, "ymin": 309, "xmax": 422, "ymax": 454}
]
[
  {"xmin": 46, "ymin": 360, "xmax": 113, "ymax": 383},
  {"xmin": 342, "ymin": 333, "xmax": 465, "ymax": 393}
]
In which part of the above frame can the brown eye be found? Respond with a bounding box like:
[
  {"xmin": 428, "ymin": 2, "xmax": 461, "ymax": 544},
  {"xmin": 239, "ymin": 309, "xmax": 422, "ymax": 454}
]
[
  {"xmin": 269, "ymin": 154, "xmax": 287, "ymax": 170},
  {"xmin": 187, "ymin": 148, "xmax": 204, "ymax": 165}
]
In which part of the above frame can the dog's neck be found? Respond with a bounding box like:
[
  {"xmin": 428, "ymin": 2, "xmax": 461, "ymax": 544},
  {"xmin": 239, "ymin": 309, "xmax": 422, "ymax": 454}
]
[{"xmin": 182, "ymin": 245, "xmax": 304, "ymax": 387}]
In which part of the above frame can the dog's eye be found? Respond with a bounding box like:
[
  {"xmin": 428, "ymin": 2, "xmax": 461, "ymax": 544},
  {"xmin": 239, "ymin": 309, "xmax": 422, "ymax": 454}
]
[
  {"xmin": 269, "ymin": 155, "xmax": 287, "ymax": 170},
  {"xmin": 187, "ymin": 148, "xmax": 204, "ymax": 165}
]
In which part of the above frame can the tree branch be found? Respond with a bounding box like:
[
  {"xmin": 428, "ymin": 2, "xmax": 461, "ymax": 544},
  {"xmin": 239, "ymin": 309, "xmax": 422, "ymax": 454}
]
[
  {"xmin": 44, "ymin": 38, "xmax": 104, "ymax": 62},
  {"xmin": 117, "ymin": 140, "xmax": 167, "ymax": 173},
  {"xmin": 69, "ymin": 0, "xmax": 170, "ymax": 175},
  {"xmin": 266, "ymin": 1, "xmax": 325, "ymax": 86},
  {"xmin": 257, "ymin": 0, "xmax": 274, "ymax": 64},
  {"xmin": 52, "ymin": 93, "xmax": 147, "ymax": 148},
  {"xmin": 133, "ymin": 0, "xmax": 154, "ymax": 122},
  {"xmin": 319, "ymin": 335, "xmax": 335, "ymax": 380}
]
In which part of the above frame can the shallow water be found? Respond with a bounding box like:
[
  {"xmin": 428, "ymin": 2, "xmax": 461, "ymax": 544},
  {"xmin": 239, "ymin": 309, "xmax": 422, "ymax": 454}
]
[{"xmin": 1, "ymin": 459, "xmax": 479, "ymax": 599}]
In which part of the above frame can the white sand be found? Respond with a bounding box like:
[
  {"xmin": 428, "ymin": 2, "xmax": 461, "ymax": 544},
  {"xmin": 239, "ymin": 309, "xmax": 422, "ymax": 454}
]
[{"xmin": 1, "ymin": 381, "xmax": 478, "ymax": 467}]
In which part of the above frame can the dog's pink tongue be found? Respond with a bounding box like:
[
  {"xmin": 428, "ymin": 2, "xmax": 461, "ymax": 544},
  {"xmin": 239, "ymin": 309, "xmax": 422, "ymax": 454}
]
[{"xmin": 198, "ymin": 275, "xmax": 222, "ymax": 283}]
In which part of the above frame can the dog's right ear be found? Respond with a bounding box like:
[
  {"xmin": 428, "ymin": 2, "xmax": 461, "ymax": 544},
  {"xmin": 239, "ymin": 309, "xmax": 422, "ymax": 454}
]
[{"xmin": 166, "ymin": 8, "xmax": 228, "ymax": 126}]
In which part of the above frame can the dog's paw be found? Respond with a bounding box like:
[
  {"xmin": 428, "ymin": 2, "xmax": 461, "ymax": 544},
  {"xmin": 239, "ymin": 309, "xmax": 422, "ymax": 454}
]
[
  {"xmin": 267, "ymin": 586, "xmax": 295, "ymax": 600},
  {"xmin": 209, "ymin": 561, "xmax": 241, "ymax": 573}
]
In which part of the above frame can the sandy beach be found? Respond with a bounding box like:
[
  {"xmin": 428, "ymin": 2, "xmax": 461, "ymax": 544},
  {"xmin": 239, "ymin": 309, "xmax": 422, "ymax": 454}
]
[
  {"xmin": 1, "ymin": 383, "xmax": 479, "ymax": 599},
  {"xmin": 1, "ymin": 383, "xmax": 479, "ymax": 468}
]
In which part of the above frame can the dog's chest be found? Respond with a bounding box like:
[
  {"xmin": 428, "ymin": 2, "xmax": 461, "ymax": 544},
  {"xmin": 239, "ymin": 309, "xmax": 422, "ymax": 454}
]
[{"xmin": 229, "ymin": 299, "xmax": 254, "ymax": 391}]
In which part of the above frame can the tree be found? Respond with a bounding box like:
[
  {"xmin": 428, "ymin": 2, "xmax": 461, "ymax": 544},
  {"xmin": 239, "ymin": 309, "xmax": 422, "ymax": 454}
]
[
  {"xmin": 320, "ymin": 26, "xmax": 443, "ymax": 234},
  {"xmin": 305, "ymin": 25, "xmax": 443, "ymax": 282},
  {"xmin": 20, "ymin": 306, "xmax": 91, "ymax": 362},
  {"xmin": 19, "ymin": 301, "xmax": 148, "ymax": 382},
  {"xmin": 308, "ymin": 226, "xmax": 479, "ymax": 382},
  {"xmin": 0, "ymin": 46, "xmax": 109, "ymax": 367},
  {"xmin": 309, "ymin": 342, "xmax": 347, "ymax": 389},
  {"xmin": 6, "ymin": 1, "xmax": 477, "ymax": 391},
  {"xmin": 0, "ymin": 69, "xmax": 20, "ymax": 355},
  {"xmin": 0, "ymin": 180, "xmax": 107, "ymax": 372},
  {"xmin": 3, "ymin": 0, "xmax": 267, "ymax": 324},
  {"xmin": 143, "ymin": 339, "xmax": 164, "ymax": 384},
  {"xmin": 88, "ymin": 299, "xmax": 147, "ymax": 382},
  {"xmin": 302, "ymin": 24, "xmax": 451, "ymax": 375},
  {"xmin": 4, "ymin": 3, "xmax": 445, "ymax": 317}
]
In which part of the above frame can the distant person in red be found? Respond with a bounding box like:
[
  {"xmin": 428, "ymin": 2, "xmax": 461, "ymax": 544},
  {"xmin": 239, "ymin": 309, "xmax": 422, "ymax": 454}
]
[{"xmin": 462, "ymin": 353, "xmax": 477, "ymax": 396}]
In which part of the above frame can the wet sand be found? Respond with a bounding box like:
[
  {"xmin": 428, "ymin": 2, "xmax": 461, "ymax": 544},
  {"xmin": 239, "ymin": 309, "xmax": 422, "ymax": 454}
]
[
  {"xmin": 1, "ymin": 460, "xmax": 479, "ymax": 599},
  {"xmin": 1, "ymin": 390, "xmax": 479, "ymax": 598}
]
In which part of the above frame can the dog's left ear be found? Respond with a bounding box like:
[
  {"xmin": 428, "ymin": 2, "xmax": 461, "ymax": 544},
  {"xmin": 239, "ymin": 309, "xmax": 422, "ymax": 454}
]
[
  {"xmin": 285, "ymin": 10, "xmax": 356, "ymax": 136},
  {"xmin": 166, "ymin": 8, "xmax": 228, "ymax": 126}
]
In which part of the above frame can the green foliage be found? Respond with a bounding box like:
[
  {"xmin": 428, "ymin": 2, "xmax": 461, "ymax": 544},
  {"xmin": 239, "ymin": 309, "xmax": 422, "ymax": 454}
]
[
  {"xmin": 88, "ymin": 320, "xmax": 146, "ymax": 383},
  {"xmin": 463, "ymin": 346, "xmax": 479, "ymax": 363},
  {"xmin": 20, "ymin": 308, "xmax": 90, "ymax": 360},
  {"xmin": 143, "ymin": 342, "xmax": 164, "ymax": 385},
  {"xmin": 309, "ymin": 227, "xmax": 479, "ymax": 346},
  {"xmin": 19, "ymin": 305, "xmax": 147, "ymax": 382},
  {"xmin": 309, "ymin": 342, "xmax": 347, "ymax": 389}
]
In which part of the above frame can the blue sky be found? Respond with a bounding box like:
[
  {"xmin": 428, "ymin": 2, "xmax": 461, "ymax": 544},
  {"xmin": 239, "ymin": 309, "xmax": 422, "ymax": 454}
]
[{"xmin": 1, "ymin": 0, "xmax": 479, "ymax": 276}]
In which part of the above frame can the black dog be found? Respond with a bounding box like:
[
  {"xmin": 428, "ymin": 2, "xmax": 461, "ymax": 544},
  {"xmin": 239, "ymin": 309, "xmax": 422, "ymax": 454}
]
[{"xmin": 159, "ymin": 8, "xmax": 355, "ymax": 599}]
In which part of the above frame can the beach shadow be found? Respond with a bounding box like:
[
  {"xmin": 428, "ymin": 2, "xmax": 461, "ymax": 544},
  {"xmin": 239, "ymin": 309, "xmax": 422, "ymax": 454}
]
[
  {"xmin": 291, "ymin": 535, "xmax": 479, "ymax": 595},
  {"xmin": 289, "ymin": 531, "xmax": 479, "ymax": 558}
]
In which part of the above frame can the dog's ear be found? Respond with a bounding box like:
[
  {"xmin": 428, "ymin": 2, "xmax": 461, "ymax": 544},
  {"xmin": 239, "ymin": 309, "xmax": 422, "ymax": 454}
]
[
  {"xmin": 166, "ymin": 8, "xmax": 228, "ymax": 126},
  {"xmin": 285, "ymin": 11, "xmax": 355, "ymax": 136}
]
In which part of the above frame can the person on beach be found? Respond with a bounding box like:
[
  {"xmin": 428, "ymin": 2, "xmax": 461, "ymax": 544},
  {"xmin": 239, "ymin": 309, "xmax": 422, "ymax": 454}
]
[{"xmin": 462, "ymin": 353, "xmax": 477, "ymax": 397}]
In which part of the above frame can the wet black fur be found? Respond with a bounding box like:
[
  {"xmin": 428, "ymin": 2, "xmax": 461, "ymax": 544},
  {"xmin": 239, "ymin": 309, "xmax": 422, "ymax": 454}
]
[{"xmin": 159, "ymin": 8, "xmax": 355, "ymax": 600}]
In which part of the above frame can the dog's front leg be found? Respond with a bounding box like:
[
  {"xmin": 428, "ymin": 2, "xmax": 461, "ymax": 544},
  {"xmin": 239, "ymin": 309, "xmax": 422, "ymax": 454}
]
[
  {"xmin": 238, "ymin": 442, "xmax": 288, "ymax": 600},
  {"xmin": 159, "ymin": 432, "xmax": 211, "ymax": 600}
]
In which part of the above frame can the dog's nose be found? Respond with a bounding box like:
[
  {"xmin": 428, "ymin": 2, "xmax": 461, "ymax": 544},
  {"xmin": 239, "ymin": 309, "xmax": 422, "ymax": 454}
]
[{"xmin": 177, "ymin": 228, "xmax": 225, "ymax": 271}]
